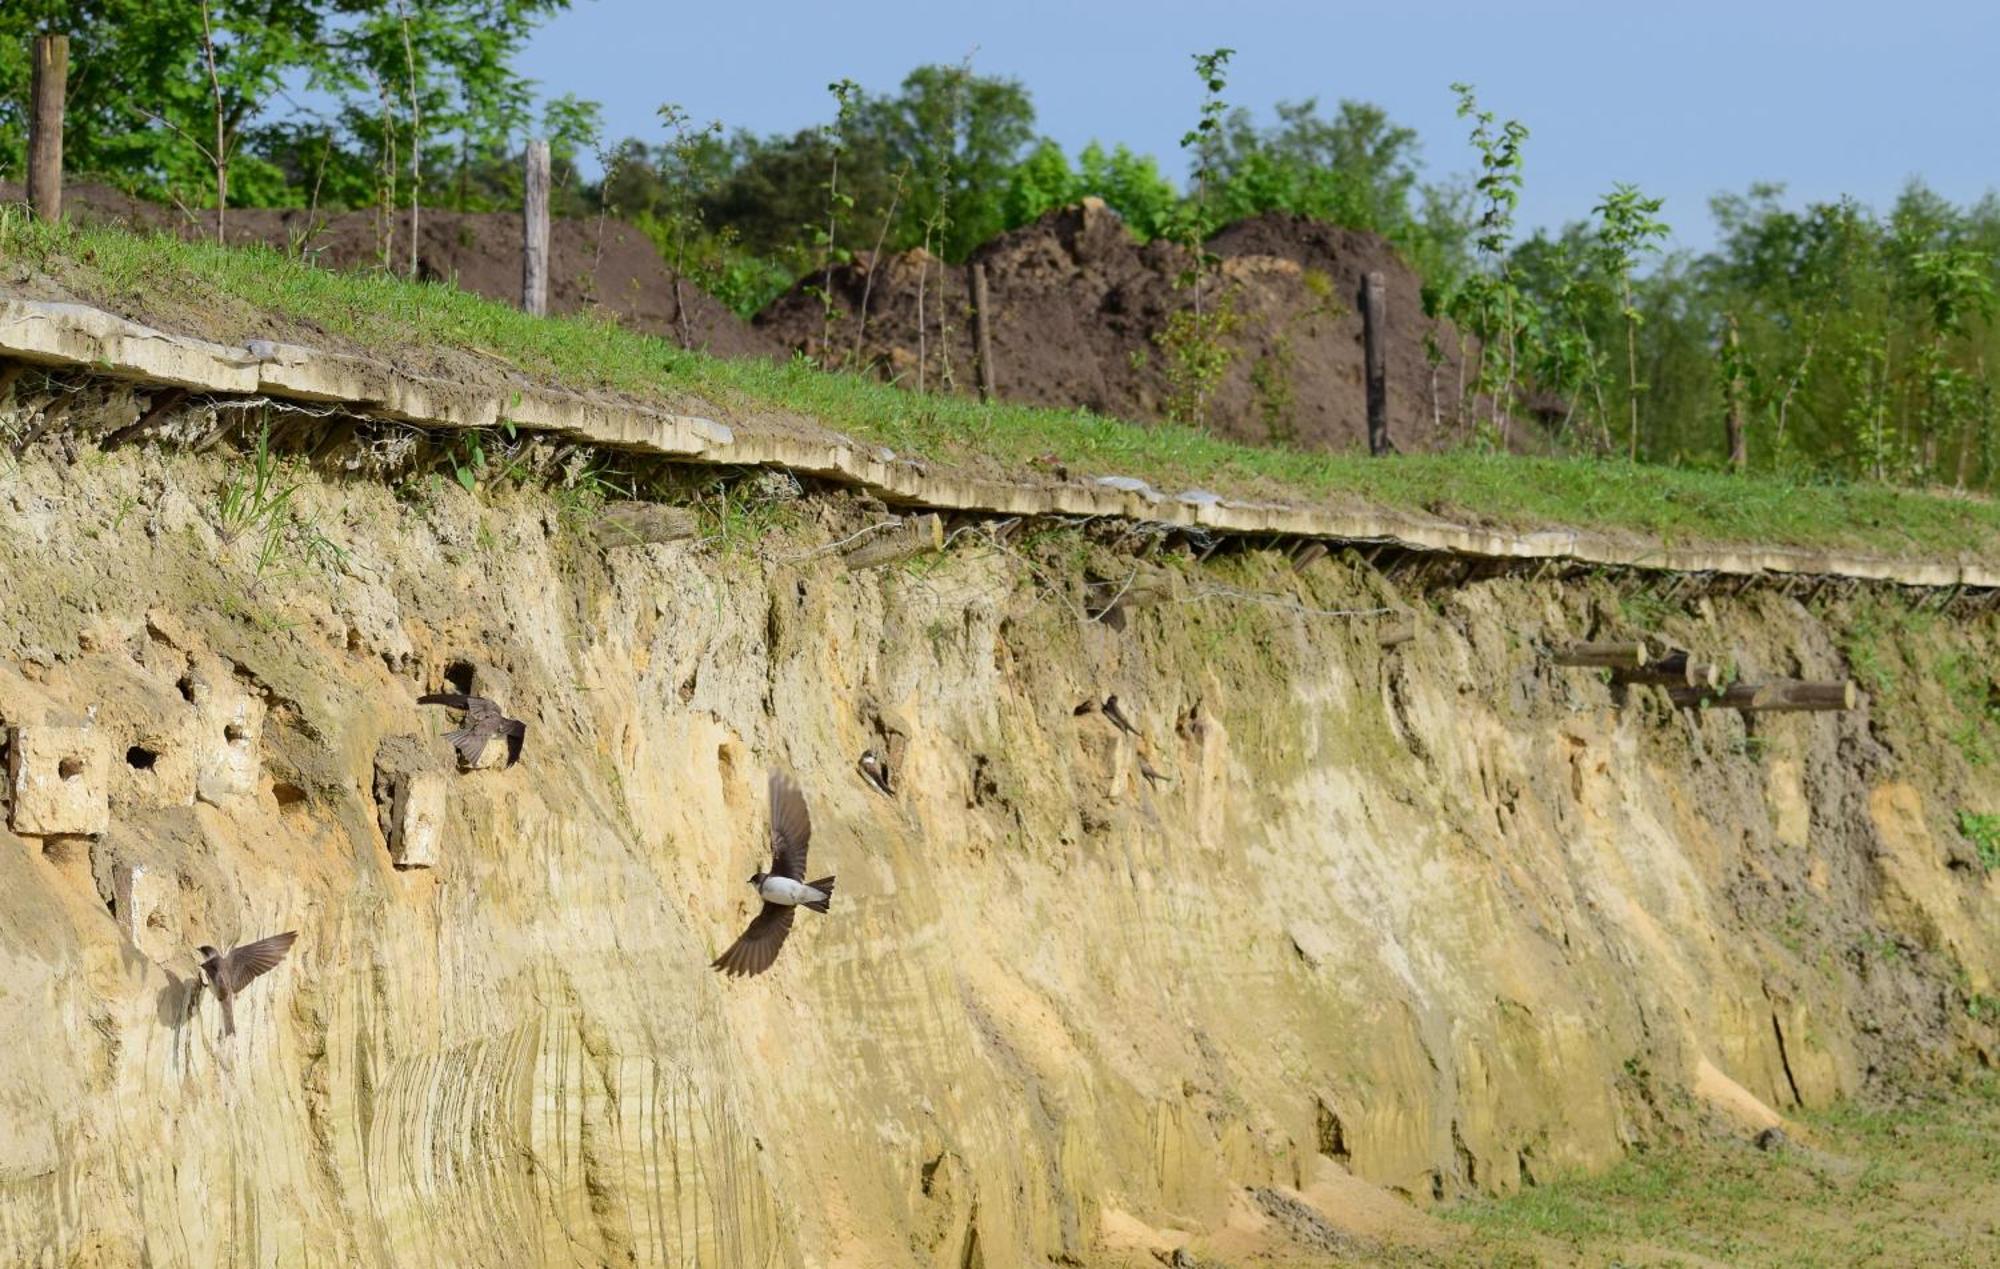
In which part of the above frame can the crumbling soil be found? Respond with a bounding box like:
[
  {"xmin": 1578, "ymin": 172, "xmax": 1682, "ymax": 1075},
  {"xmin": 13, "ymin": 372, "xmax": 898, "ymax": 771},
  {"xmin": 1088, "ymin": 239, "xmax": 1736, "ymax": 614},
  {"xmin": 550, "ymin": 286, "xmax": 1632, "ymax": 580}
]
[
  {"xmin": 3, "ymin": 181, "xmax": 781, "ymax": 362},
  {"xmin": 754, "ymin": 201, "xmax": 1479, "ymax": 453}
]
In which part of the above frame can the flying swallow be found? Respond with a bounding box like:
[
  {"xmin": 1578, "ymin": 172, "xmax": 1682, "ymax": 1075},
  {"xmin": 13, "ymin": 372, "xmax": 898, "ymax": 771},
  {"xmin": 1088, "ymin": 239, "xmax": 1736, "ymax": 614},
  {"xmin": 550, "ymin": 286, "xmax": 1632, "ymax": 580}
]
[
  {"xmin": 712, "ymin": 770, "xmax": 836, "ymax": 978},
  {"xmin": 195, "ymin": 931, "xmax": 298, "ymax": 1037},
  {"xmin": 1101, "ymin": 695, "xmax": 1141, "ymax": 737},
  {"xmin": 418, "ymin": 693, "xmax": 526, "ymax": 768},
  {"xmin": 857, "ymin": 749, "xmax": 894, "ymax": 798},
  {"xmin": 1138, "ymin": 755, "xmax": 1172, "ymax": 788}
]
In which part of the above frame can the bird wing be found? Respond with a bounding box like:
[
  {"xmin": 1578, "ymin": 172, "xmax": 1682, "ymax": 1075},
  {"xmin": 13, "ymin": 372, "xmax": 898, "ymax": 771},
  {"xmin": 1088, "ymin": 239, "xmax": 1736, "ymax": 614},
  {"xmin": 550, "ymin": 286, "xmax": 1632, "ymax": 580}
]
[
  {"xmin": 710, "ymin": 903, "xmax": 795, "ymax": 977},
  {"xmin": 418, "ymin": 692, "xmax": 476, "ymax": 712},
  {"xmin": 221, "ymin": 931, "xmax": 297, "ymax": 992},
  {"xmin": 501, "ymin": 717, "xmax": 527, "ymax": 766},
  {"xmin": 767, "ymin": 769, "xmax": 812, "ymax": 880}
]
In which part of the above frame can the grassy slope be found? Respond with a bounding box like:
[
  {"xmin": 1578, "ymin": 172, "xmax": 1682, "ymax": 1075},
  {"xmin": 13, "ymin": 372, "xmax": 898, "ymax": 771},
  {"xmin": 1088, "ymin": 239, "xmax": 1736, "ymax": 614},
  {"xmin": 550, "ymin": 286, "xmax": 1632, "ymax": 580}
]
[
  {"xmin": 4, "ymin": 212, "xmax": 1998, "ymax": 563},
  {"xmin": 1438, "ymin": 1075, "xmax": 2000, "ymax": 1266}
]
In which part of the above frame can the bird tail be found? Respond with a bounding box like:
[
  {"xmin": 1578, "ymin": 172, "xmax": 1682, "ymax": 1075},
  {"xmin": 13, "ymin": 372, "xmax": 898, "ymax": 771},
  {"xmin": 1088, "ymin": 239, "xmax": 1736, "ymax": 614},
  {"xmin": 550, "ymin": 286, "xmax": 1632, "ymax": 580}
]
[
  {"xmin": 804, "ymin": 876, "xmax": 835, "ymax": 913},
  {"xmin": 219, "ymin": 992, "xmax": 236, "ymax": 1038}
]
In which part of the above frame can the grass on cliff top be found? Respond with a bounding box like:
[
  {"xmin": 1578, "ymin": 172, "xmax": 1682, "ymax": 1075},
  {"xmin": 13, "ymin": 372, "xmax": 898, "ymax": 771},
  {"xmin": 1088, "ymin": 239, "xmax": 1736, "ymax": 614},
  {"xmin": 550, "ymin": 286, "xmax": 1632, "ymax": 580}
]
[{"xmin": 5, "ymin": 211, "xmax": 1999, "ymax": 563}]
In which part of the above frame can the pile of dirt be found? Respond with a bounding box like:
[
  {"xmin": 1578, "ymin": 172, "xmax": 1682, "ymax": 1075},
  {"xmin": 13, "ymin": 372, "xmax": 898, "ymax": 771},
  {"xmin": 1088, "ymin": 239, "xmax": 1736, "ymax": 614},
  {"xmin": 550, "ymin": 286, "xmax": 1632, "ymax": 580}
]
[
  {"xmin": 6, "ymin": 181, "xmax": 780, "ymax": 362},
  {"xmin": 754, "ymin": 201, "xmax": 1478, "ymax": 452}
]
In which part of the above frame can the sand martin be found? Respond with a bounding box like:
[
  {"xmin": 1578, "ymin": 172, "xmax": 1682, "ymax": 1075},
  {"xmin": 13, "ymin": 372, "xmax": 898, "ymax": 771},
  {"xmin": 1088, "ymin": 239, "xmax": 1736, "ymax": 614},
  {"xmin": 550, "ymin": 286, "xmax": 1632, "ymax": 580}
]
[
  {"xmin": 418, "ymin": 693, "xmax": 526, "ymax": 768},
  {"xmin": 1101, "ymin": 695, "xmax": 1141, "ymax": 737},
  {"xmin": 712, "ymin": 770, "xmax": 836, "ymax": 978},
  {"xmin": 196, "ymin": 931, "xmax": 298, "ymax": 1037},
  {"xmin": 857, "ymin": 749, "xmax": 894, "ymax": 797}
]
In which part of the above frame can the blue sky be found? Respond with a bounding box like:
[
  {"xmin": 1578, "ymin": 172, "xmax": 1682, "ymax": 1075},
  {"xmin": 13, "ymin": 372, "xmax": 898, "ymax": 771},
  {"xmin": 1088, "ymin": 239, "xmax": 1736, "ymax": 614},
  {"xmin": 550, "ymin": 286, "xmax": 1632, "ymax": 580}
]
[{"xmin": 516, "ymin": 0, "xmax": 1999, "ymax": 253}]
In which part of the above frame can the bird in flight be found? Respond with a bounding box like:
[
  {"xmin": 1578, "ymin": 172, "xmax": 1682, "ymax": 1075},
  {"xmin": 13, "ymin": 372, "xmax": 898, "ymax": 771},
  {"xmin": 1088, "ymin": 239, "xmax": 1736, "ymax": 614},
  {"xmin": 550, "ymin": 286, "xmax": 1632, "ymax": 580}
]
[
  {"xmin": 1138, "ymin": 755, "xmax": 1172, "ymax": 788},
  {"xmin": 418, "ymin": 693, "xmax": 526, "ymax": 768},
  {"xmin": 712, "ymin": 770, "xmax": 836, "ymax": 978},
  {"xmin": 195, "ymin": 931, "xmax": 298, "ymax": 1037}
]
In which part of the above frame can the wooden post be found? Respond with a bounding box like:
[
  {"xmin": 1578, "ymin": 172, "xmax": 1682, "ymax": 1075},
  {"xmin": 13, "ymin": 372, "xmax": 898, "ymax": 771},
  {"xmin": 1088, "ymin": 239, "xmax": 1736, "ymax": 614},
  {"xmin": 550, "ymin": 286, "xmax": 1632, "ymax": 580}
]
[
  {"xmin": 521, "ymin": 140, "xmax": 550, "ymax": 317},
  {"xmin": 843, "ymin": 514, "xmax": 944, "ymax": 571},
  {"xmin": 1377, "ymin": 618, "xmax": 1417, "ymax": 649},
  {"xmin": 1363, "ymin": 271, "xmax": 1389, "ymax": 456},
  {"xmin": 1552, "ymin": 640, "xmax": 1650, "ymax": 669},
  {"xmin": 1668, "ymin": 679, "xmax": 1857, "ymax": 713},
  {"xmin": 970, "ymin": 261, "xmax": 997, "ymax": 402},
  {"xmin": 586, "ymin": 502, "xmax": 698, "ymax": 551},
  {"xmin": 28, "ymin": 34, "xmax": 68, "ymax": 223},
  {"xmin": 1613, "ymin": 650, "xmax": 1723, "ymax": 691},
  {"xmin": 1724, "ymin": 314, "xmax": 1747, "ymax": 472},
  {"xmin": 1290, "ymin": 541, "xmax": 1328, "ymax": 572}
]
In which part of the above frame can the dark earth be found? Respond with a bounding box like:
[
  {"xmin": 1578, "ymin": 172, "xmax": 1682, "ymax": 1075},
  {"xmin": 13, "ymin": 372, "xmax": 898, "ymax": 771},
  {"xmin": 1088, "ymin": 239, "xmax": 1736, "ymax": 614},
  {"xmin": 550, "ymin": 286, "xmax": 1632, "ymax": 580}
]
[{"xmin": 16, "ymin": 182, "xmax": 1481, "ymax": 453}]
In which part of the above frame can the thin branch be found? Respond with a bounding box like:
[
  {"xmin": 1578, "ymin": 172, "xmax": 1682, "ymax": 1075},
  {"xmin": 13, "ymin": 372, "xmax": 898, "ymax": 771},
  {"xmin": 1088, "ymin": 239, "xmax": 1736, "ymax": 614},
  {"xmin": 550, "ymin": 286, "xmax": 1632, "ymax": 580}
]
[{"xmin": 774, "ymin": 518, "xmax": 901, "ymax": 563}]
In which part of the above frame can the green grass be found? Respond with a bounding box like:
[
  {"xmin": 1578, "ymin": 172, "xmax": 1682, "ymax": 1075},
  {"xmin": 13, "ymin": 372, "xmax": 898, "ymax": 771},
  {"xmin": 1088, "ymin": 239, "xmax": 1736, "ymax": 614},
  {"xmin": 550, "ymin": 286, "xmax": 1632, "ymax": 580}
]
[
  {"xmin": 1443, "ymin": 1076, "xmax": 2000, "ymax": 1266},
  {"xmin": 7, "ymin": 210, "xmax": 2000, "ymax": 563}
]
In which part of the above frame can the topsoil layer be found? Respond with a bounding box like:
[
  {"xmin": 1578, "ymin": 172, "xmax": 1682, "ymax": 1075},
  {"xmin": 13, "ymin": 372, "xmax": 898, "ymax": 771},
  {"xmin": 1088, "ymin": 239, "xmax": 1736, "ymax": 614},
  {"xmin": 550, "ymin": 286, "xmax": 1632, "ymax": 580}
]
[
  {"xmin": 755, "ymin": 201, "xmax": 1482, "ymax": 453},
  {"xmin": 6, "ymin": 181, "xmax": 781, "ymax": 362},
  {"xmin": 20, "ymin": 181, "xmax": 1486, "ymax": 453}
]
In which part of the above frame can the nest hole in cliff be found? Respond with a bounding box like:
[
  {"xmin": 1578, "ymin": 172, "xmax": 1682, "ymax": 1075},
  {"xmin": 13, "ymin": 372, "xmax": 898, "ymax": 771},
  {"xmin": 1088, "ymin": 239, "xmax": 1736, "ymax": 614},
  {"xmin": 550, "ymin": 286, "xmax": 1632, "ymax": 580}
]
[
  {"xmin": 443, "ymin": 660, "xmax": 476, "ymax": 695},
  {"xmin": 125, "ymin": 745, "xmax": 158, "ymax": 771},
  {"xmin": 175, "ymin": 674, "xmax": 197, "ymax": 703},
  {"xmin": 58, "ymin": 755, "xmax": 85, "ymax": 780},
  {"xmin": 272, "ymin": 781, "xmax": 308, "ymax": 808},
  {"xmin": 223, "ymin": 722, "xmax": 251, "ymax": 746}
]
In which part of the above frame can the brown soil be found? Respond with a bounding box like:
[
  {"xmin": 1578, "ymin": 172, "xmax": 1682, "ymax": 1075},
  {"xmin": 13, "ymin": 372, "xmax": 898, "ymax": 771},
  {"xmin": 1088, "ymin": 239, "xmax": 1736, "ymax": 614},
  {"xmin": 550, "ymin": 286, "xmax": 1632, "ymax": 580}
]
[
  {"xmin": 754, "ymin": 200, "xmax": 1479, "ymax": 453},
  {"xmin": 5, "ymin": 181, "xmax": 781, "ymax": 362}
]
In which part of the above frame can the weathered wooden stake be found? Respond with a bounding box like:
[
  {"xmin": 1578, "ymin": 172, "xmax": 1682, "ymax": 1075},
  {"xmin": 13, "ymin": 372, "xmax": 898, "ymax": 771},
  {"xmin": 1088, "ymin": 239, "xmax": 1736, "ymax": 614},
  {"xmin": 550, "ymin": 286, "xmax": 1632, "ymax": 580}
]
[
  {"xmin": 1377, "ymin": 618, "xmax": 1417, "ymax": 649},
  {"xmin": 1724, "ymin": 314, "xmax": 1747, "ymax": 472},
  {"xmin": 1363, "ymin": 270, "xmax": 1389, "ymax": 456},
  {"xmin": 970, "ymin": 261, "xmax": 997, "ymax": 403},
  {"xmin": 1290, "ymin": 541, "xmax": 1328, "ymax": 572},
  {"xmin": 1613, "ymin": 650, "xmax": 1722, "ymax": 691},
  {"xmin": 587, "ymin": 501, "xmax": 698, "ymax": 551},
  {"xmin": 521, "ymin": 139, "xmax": 550, "ymax": 317},
  {"xmin": 1553, "ymin": 640, "xmax": 1650, "ymax": 669},
  {"xmin": 28, "ymin": 33, "xmax": 68, "ymax": 222},
  {"xmin": 1668, "ymin": 679, "xmax": 1857, "ymax": 713},
  {"xmin": 843, "ymin": 513, "xmax": 944, "ymax": 571}
]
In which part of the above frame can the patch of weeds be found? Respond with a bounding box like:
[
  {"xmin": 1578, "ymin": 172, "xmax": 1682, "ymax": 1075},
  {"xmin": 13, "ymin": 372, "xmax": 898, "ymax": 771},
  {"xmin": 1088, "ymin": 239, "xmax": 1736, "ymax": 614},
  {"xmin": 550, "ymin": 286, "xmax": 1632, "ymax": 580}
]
[
  {"xmin": 1726, "ymin": 732, "xmax": 1769, "ymax": 761},
  {"xmin": 1958, "ymin": 810, "xmax": 2000, "ymax": 871},
  {"xmin": 1250, "ymin": 334, "xmax": 1298, "ymax": 445},
  {"xmin": 217, "ymin": 420, "xmax": 300, "ymax": 546},
  {"xmin": 1936, "ymin": 653, "xmax": 2000, "ymax": 765},
  {"xmin": 1967, "ymin": 994, "xmax": 2000, "ymax": 1024},
  {"xmin": 1617, "ymin": 585, "xmax": 1679, "ymax": 630},
  {"xmin": 690, "ymin": 476, "xmax": 799, "ymax": 555},
  {"xmin": 1155, "ymin": 289, "xmax": 1243, "ymax": 427},
  {"xmin": 1840, "ymin": 604, "xmax": 1900, "ymax": 695},
  {"xmin": 551, "ymin": 456, "xmax": 633, "ymax": 532}
]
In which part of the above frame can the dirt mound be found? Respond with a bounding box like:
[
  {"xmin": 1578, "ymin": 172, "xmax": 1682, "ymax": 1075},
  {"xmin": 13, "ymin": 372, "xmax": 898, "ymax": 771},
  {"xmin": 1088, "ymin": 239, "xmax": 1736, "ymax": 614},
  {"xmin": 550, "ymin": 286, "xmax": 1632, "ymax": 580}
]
[
  {"xmin": 6, "ymin": 181, "xmax": 780, "ymax": 362},
  {"xmin": 754, "ymin": 201, "xmax": 1475, "ymax": 452}
]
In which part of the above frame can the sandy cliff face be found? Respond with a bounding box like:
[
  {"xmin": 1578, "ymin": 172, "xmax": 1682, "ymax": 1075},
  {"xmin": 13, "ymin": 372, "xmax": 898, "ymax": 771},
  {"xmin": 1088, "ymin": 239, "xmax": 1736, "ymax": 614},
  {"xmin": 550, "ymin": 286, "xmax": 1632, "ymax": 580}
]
[{"xmin": 0, "ymin": 430, "xmax": 1994, "ymax": 1266}]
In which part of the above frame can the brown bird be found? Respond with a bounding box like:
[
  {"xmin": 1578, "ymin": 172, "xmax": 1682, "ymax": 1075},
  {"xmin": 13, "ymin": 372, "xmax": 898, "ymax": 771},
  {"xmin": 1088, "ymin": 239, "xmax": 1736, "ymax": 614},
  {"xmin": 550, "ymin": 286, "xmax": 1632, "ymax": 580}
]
[
  {"xmin": 857, "ymin": 749, "xmax": 894, "ymax": 798},
  {"xmin": 712, "ymin": 770, "xmax": 835, "ymax": 978},
  {"xmin": 1101, "ymin": 695, "xmax": 1141, "ymax": 737},
  {"xmin": 418, "ymin": 693, "xmax": 526, "ymax": 768},
  {"xmin": 1138, "ymin": 755, "xmax": 1172, "ymax": 788},
  {"xmin": 196, "ymin": 931, "xmax": 298, "ymax": 1037}
]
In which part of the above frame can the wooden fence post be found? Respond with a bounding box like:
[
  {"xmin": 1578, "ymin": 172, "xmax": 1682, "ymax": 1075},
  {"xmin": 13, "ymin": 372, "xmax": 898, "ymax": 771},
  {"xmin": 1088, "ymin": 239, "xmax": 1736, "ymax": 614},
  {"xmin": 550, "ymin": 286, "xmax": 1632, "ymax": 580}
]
[
  {"xmin": 1363, "ymin": 270, "xmax": 1389, "ymax": 455},
  {"xmin": 970, "ymin": 261, "xmax": 997, "ymax": 402},
  {"xmin": 28, "ymin": 33, "xmax": 68, "ymax": 222},
  {"xmin": 521, "ymin": 139, "xmax": 550, "ymax": 316}
]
